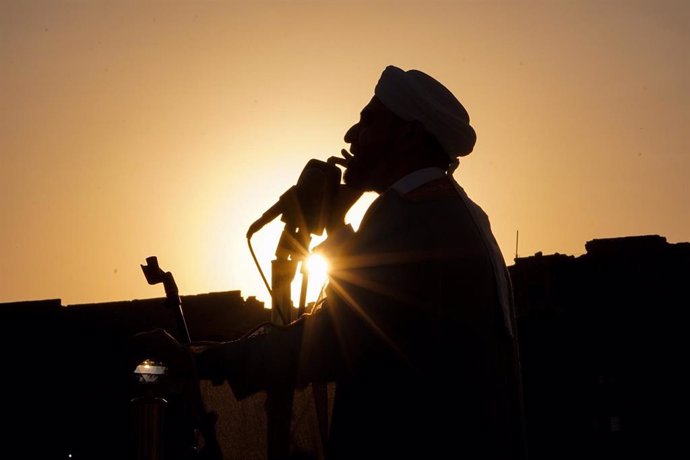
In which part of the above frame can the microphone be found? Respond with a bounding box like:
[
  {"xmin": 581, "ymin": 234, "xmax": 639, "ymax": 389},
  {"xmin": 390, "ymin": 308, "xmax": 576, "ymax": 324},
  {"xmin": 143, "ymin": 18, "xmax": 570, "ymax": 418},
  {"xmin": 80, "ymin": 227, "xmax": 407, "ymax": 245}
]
[
  {"xmin": 246, "ymin": 185, "xmax": 298, "ymax": 237},
  {"xmin": 246, "ymin": 159, "xmax": 341, "ymax": 238}
]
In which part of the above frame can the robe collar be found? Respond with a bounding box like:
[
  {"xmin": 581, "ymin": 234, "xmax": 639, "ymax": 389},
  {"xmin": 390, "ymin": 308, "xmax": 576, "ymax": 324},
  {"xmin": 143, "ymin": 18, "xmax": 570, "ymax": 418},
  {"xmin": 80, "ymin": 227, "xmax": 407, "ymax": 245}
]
[{"xmin": 389, "ymin": 167, "xmax": 446, "ymax": 195}]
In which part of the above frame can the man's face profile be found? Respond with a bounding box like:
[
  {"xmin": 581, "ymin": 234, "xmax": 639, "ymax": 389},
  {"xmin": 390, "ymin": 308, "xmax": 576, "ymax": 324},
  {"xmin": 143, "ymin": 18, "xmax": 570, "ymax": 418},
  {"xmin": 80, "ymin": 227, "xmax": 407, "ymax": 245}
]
[{"xmin": 343, "ymin": 96, "xmax": 401, "ymax": 192}]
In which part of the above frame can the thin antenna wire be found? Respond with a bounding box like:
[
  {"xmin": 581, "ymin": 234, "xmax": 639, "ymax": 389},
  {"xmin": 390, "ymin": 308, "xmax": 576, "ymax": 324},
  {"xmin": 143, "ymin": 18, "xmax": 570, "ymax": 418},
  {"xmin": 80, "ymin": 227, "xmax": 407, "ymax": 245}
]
[
  {"xmin": 247, "ymin": 235, "xmax": 272, "ymax": 297},
  {"xmin": 515, "ymin": 230, "xmax": 519, "ymax": 260}
]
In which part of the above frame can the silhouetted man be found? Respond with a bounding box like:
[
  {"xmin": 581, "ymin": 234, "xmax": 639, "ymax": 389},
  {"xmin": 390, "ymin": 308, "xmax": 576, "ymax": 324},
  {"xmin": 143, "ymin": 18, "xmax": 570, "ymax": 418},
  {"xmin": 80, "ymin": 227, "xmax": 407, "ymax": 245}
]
[{"xmin": 197, "ymin": 65, "xmax": 526, "ymax": 459}]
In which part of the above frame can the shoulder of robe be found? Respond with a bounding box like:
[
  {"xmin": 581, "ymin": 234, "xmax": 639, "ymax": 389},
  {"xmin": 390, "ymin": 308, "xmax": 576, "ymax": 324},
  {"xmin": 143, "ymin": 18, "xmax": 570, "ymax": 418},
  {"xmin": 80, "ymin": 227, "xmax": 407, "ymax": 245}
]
[{"xmin": 401, "ymin": 176, "xmax": 457, "ymax": 202}]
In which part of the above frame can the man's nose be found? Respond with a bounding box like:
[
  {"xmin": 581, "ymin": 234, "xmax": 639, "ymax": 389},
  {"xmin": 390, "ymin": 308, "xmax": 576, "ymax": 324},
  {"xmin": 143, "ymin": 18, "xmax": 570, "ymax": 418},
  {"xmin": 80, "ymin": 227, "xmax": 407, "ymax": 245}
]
[{"xmin": 344, "ymin": 123, "xmax": 358, "ymax": 143}]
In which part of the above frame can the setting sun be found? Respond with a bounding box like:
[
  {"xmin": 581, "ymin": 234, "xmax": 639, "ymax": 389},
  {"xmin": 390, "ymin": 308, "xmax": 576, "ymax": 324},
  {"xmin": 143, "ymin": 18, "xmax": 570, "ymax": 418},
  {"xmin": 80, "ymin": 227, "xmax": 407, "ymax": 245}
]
[
  {"xmin": 292, "ymin": 252, "xmax": 329, "ymax": 309},
  {"xmin": 306, "ymin": 254, "xmax": 329, "ymax": 287}
]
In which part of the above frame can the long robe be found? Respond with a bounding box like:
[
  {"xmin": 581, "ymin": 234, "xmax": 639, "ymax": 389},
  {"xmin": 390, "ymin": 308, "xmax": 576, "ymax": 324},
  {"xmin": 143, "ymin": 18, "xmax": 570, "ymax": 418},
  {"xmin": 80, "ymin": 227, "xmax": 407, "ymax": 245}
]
[{"xmin": 206, "ymin": 174, "xmax": 526, "ymax": 459}]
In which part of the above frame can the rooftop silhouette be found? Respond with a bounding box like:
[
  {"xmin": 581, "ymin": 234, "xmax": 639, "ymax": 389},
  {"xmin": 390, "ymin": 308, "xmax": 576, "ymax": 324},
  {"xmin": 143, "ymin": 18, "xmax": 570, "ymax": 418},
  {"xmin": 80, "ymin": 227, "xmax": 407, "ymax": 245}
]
[{"xmin": 0, "ymin": 234, "xmax": 687, "ymax": 459}]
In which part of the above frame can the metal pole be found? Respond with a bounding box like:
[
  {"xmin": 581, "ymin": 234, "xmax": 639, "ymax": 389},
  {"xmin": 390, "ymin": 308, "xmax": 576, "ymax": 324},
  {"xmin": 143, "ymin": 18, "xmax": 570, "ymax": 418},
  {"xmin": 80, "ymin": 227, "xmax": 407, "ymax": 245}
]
[{"xmin": 266, "ymin": 227, "xmax": 303, "ymax": 460}]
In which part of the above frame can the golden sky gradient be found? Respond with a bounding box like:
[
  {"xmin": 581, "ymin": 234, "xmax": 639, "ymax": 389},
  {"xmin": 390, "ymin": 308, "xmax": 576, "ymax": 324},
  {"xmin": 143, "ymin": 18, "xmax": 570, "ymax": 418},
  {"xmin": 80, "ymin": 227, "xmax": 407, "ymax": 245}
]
[{"xmin": 2, "ymin": 0, "xmax": 688, "ymax": 305}]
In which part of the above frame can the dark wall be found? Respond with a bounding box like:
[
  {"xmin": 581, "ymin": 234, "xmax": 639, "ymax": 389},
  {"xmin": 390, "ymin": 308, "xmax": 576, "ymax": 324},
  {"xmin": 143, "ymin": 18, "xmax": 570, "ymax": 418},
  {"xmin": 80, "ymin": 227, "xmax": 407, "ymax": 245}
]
[
  {"xmin": 0, "ymin": 292, "xmax": 269, "ymax": 459},
  {"xmin": 511, "ymin": 235, "xmax": 689, "ymax": 460}
]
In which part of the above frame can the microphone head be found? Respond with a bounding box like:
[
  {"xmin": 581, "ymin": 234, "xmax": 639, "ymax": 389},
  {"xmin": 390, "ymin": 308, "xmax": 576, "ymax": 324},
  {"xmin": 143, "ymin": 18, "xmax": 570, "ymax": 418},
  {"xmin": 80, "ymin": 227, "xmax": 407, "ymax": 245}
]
[{"xmin": 283, "ymin": 159, "xmax": 341, "ymax": 235}]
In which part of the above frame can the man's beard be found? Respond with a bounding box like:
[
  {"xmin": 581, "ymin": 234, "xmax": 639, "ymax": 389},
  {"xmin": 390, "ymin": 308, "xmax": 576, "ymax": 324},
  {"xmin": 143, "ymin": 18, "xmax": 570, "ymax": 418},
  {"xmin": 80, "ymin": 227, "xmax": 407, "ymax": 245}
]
[{"xmin": 343, "ymin": 156, "xmax": 373, "ymax": 191}]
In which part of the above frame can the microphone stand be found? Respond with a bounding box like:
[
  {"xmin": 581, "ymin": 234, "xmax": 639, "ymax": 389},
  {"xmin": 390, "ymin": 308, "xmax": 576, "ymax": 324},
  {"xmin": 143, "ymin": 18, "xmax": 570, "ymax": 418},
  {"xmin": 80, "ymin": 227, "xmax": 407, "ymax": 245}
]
[
  {"xmin": 251, "ymin": 161, "xmax": 340, "ymax": 459},
  {"xmin": 139, "ymin": 257, "xmax": 222, "ymax": 460},
  {"xmin": 267, "ymin": 223, "xmax": 311, "ymax": 460}
]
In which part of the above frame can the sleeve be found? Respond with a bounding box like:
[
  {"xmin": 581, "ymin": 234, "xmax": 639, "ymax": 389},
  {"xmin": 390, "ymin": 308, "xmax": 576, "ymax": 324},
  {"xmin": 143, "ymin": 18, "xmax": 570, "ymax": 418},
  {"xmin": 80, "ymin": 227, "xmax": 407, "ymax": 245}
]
[
  {"xmin": 193, "ymin": 297, "xmax": 345, "ymax": 400},
  {"xmin": 193, "ymin": 215, "xmax": 419, "ymax": 399}
]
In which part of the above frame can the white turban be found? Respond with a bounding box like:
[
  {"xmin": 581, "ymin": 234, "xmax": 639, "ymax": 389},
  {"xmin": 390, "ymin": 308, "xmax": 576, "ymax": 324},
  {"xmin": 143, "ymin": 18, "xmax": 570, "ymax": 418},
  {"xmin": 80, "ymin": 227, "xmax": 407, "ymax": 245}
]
[{"xmin": 374, "ymin": 65, "xmax": 476, "ymax": 157}]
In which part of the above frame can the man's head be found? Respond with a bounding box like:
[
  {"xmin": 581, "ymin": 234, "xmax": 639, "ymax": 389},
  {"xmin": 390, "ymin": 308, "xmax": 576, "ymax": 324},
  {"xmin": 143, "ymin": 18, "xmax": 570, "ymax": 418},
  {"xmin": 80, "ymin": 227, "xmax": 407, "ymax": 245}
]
[{"xmin": 343, "ymin": 66, "xmax": 476, "ymax": 192}]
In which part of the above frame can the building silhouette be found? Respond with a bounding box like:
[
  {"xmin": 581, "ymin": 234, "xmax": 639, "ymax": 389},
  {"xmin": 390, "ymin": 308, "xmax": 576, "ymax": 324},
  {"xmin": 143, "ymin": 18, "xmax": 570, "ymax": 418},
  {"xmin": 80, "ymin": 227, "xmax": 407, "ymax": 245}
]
[
  {"xmin": 0, "ymin": 234, "xmax": 687, "ymax": 458},
  {"xmin": 511, "ymin": 235, "xmax": 689, "ymax": 460},
  {"xmin": 0, "ymin": 291, "xmax": 271, "ymax": 459}
]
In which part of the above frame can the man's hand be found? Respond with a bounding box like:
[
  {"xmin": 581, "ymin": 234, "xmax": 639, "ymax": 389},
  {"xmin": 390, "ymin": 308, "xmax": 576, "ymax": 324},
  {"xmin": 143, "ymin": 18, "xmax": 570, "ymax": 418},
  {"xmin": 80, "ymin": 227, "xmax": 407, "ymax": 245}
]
[
  {"xmin": 326, "ymin": 149, "xmax": 364, "ymax": 232},
  {"xmin": 191, "ymin": 340, "xmax": 245, "ymax": 385},
  {"xmin": 123, "ymin": 328, "xmax": 195, "ymax": 381}
]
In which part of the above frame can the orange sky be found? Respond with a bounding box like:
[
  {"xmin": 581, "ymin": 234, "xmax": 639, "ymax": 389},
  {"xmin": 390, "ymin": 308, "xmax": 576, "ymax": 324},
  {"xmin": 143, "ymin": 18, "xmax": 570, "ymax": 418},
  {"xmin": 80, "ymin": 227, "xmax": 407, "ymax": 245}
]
[{"xmin": 2, "ymin": 0, "xmax": 688, "ymax": 305}]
